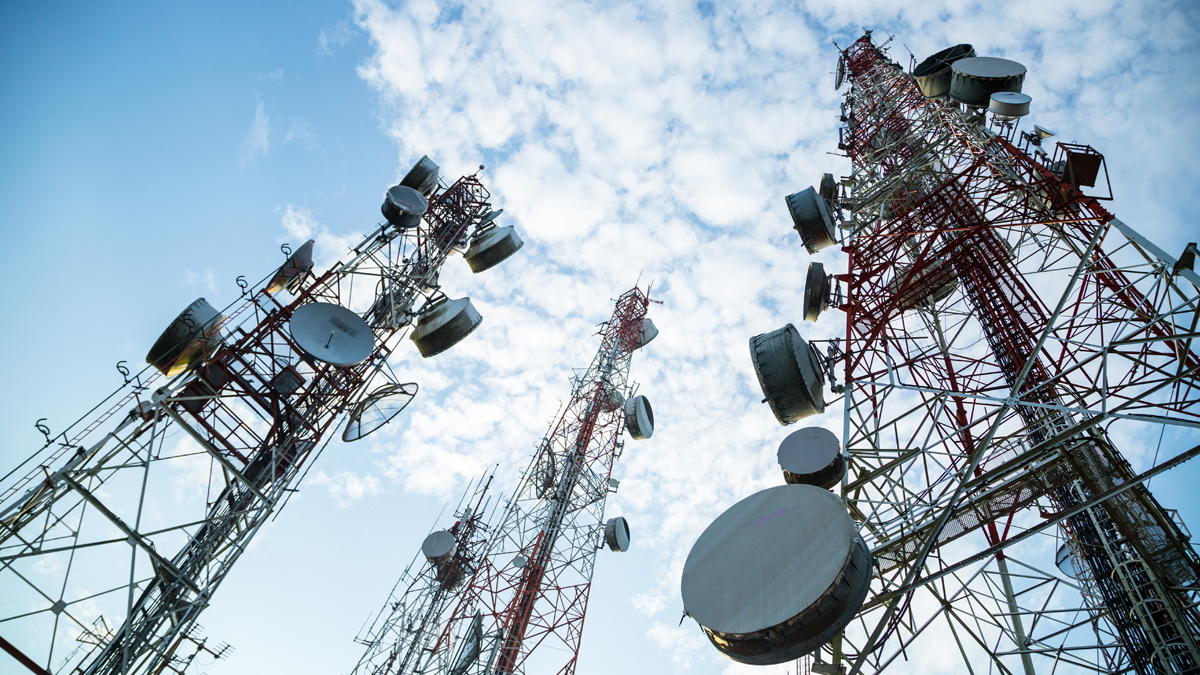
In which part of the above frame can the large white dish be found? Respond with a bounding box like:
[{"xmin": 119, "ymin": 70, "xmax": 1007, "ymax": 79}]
[{"xmin": 289, "ymin": 302, "xmax": 375, "ymax": 366}]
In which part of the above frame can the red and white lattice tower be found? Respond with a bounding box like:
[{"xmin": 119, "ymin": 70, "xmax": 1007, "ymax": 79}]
[
  {"xmin": 797, "ymin": 32, "xmax": 1200, "ymax": 675},
  {"xmin": 412, "ymin": 286, "xmax": 657, "ymax": 675},
  {"xmin": 728, "ymin": 31, "xmax": 1200, "ymax": 675},
  {"xmin": 0, "ymin": 157, "xmax": 523, "ymax": 675}
]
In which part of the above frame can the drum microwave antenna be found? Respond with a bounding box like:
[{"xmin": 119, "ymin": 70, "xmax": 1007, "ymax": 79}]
[
  {"xmin": 352, "ymin": 286, "xmax": 658, "ymax": 675},
  {"xmin": 705, "ymin": 32, "xmax": 1200, "ymax": 675},
  {"xmin": 0, "ymin": 155, "xmax": 525, "ymax": 675}
]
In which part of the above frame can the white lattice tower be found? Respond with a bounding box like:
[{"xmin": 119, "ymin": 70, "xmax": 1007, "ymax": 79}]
[{"xmin": 0, "ymin": 167, "xmax": 509, "ymax": 675}]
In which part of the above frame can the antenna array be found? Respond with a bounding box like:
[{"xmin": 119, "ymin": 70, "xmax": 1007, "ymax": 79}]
[
  {"xmin": 351, "ymin": 287, "xmax": 657, "ymax": 675},
  {"xmin": 0, "ymin": 157, "xmax": 523, "ymax": 675},
  {"xmin": 686, "ymin": 31, "xmax": 1200, "ymax": 675}
]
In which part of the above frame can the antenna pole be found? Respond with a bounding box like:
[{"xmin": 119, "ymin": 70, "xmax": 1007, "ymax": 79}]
[
  {"xmin": 824, "ymin": 33, "xmax": 1200, "ymax": 675},
  {"xmin": 0, "ymin": 165, "xmax": 510, "ymax": 675},
  {"xmin": 427, "ymin": 287, "xmax": 655, "ymax": 675}
]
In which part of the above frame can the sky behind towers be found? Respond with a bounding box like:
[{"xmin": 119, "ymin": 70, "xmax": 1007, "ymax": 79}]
[{"xmin": 2, "ymin": 1, "xmax": 1198, "ymax": 674}]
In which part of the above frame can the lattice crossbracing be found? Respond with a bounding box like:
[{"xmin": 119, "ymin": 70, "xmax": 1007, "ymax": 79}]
[
  {"xmin": 349, "ymin": 476, "xmax": 499, "ymax": 675},
  {"xmin": 345, "ymin": 287, "xmax": 652, "ymax": 675},
  {"xmin": 0, "ymin": 171, "xmax": 501, "ymax": 675},
  {"xmin": 431, "ymin": 288, "xmax": 651, "ymax": 675},
  {"xmin": 827, "ymin": 32, "xmax": 1200, "ymax": 675}
]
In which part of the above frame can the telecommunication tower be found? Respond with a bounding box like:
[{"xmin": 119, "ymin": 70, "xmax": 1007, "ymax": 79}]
[
  {"xmin": 683, "ymin": 31, "xmax": 1200, "ymax": 675},
  {"xmin": 0, "ymin": 156, "xmax": 524, "ymax": 675},
  {"xmin": 359, "ymin": 286, "xmax": 658, "ymax": 675},
  {"xmin": 350, "ymin": 472, "xmax": 499, "ymax": 675}
]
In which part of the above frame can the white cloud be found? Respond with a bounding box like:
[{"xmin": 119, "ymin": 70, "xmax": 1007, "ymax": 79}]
[
  {"xmin": 185, "ymin": 268, "xmax": 218, "ymax": 293},
  {"xmin": 241, "ymin": 99, "xmax": 271, "ymax": 168},
  {"xmin": 344, "ymin": 0, "xmax": 1200, "ymax": 673},
  {"xmin": 279, "ymin": 204, "xmax": 315, "ymax": 240},
  {"xmin": 631, "ymin": 589, "xmax": 667, "ymax": 617},
  {"xmin": 308, "ymin": 470, "xmax": 382, "ymax": 507},
  {"xmin": 284, "ymin": 118, "xmax": 316, "ymax": 149},
  {"xmin": 318, "ymin": 20, "xmax": 355, "ymax": 56},
  {"xmin": 276, "ymin": 203, "xmax": 364, "ymax": 273}
]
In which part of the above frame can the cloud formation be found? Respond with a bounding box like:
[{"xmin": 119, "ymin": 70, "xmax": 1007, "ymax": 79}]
[
  {"xmin": 318, "ymin": 20, "xmax": 355, "ymax": 56},
  {"xmin": 284, "ymin": 118, "xmax": 316, "ymax": 149},
  {"xmin": 309, "ymin": 469, "xmax": 383, "ymax": 508},
  {"xmin": 241, "ymin": 99, "xmax": 271, "ymax": 168},
  {"xmin": 338, "ymin": 0, "xmax": 1200, "ymax": 672}
]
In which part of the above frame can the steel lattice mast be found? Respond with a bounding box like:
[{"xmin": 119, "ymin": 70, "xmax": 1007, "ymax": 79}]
[
  {"xmin": 418, "ymin": 286, "xmax": 655, "ymax": 675},
  {"xmin": 0, "ymin": 162, "xmax": 516, "ymax": 675},
  {"xmin": 350, "ymin": 474, "xmax": 498, "ymax": 675},
  {"xmin": 810, "ymin": 32, "xmax": 1200, "ymax": 675}
]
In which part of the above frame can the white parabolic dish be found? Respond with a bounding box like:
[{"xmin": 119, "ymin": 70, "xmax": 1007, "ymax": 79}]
[
  {"xmin": 422, "ymin": 530, "xmax": 457, "ymax": 565},
  {"xmin": 289, "ymin": 302, "xmax": 375, "ymax": 366},
  {"xmin": 682, "ymin": 484, "xmax": 855, "ymax": 635}
]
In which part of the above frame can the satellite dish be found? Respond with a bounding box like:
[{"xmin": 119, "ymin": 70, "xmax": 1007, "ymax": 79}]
[
  {"xmin": 410, "ymin": 297, "xmax": 483, "ymax": 358},
  {"xmin": 400, "ymin": 155, "xmax": 441, "ymax": 196},
  {"xmin": 422, "ymin": 530, "xmax": 458, "ymax": 565},
  {"xmin": 912, "ymin": 44, "xmax": 975, "ymax": 98},
  {"xmin": 785, "ymin": 187, "xmax": 838, "ymax": 254},
  {"xmin": 802, "ymin": 262, "xmax": 832, "ymax": 322},
  {"xmin": 989, "ymin": 91, "xmax": 1031, "ymax": 118},
  {"xmin": 289, "ymin": 302, "xmax": 376, "ymax": 366},
  {"xmin": 634, "ymin": 318, "xmax": 658, "ymax": 350},
  {"xmin": 342, "ymin": 382, "xmax": 418, "ymax": 442},
  {"xmin": 749, "ymin": 324, "xmax": 826, "ymax": 425},
  {"xmin": 464, "ymin": 224, "xmax": 524, "ymax": 273},
  {"xmin": 605, "ymin": 516, "xmax": 631, "ymax": 552},
  {"xmin": 681, "ymin": 484, "xmax": 872, "ymax": 665},
  {"xmin": 146, "ymin": 298, "xmax": 226, "ymax": 377},
  {"xmin": 1033, "ymin": 124, "xmax": 1055, "ymax": 139},
  {"xmin": 624, "ymin": 395, "xmax": 654, "ymax": 440},
  {"xmin": 834, "ymin": 55, "xmax": 845, "ymax": 90},
  {"xmin": 818, "ymin": 173, "xmax": 837, "ymax": 203},
  {"xmin": 447, "ymin": 611, "xmax": 483, "ymax": 675},
  {"xmin": 949, "ymin": 57, "xmax": 1027, "ymax": 107},
  {"xmin": 1056, "ymin": 543, "xmax": 1080, "ymax": 579},
  {"xmin": 381, "ymin": 185, "xmax": 429, "ymax": 229},
  {"xmin": 777, "ymin": 427, "xmax": 845, "ymax": 489},
  {"xmin": 266, "ymin": 239, "xmax": 315, "ymax": 294},
  {"xmin": 479, "ymin": 208, "xmax": 504, "ymax": 226}
]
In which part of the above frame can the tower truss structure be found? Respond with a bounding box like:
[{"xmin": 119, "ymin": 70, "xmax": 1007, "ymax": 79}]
[
  {"xmin": 0, "ymin": 167, "xmax": 507, "ymax": 675},
  {"xmin": 818, "ymin": 32, "xmax": 1200, "ymax": 675},
  {"xmin": 405, "ymin": 286, "xmax": 654, "ymax": 675},
  {"xmin": 351, "ymin": 474, "xmax": 498, "ymax": 675}
]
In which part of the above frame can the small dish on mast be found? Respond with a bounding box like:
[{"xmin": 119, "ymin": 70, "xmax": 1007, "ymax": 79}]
[
  {"xmin": 778, "ymin": 426, "xmax": 845, "ymax": 489},
  {"xmin": 342, "ymin": 382, "xmax": 419, "ymax": 442},
  {"xmin": 146, "ymin": 298, "xmax": 226, "ymax": 377},
  {"xmin": 479, "ymin": 208, "xmax": 503, "ymax": 226},
  {"xmin": 802, "ymin": 262, "xmax": 833, "ymax": 322},
  {"xmin": 289, "ymin": 302, "xmax": 375, "ymax": 366},
  {"xmin": 605, "ymin": 516, "xmax": 631, "ymax": 552},
  {"xmin": 381, "ymin": 185, "xmax": 429, "ymax": 229},
  {"xmin": 464, "ymin": 220, "xmax": 524, "ymax": 273},
  {"xmin": 266, "ymin": 239, "xmax": 315, "ymax": 294},
  {"xmin": 400, "ymin": 155, "xmax": 441, "ymax": 196},
  {"xmin": 410, "ymin": 296, "xmax": 483, "ymax": 357}
]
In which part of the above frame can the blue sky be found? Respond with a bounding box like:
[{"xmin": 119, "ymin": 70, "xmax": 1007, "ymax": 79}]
[{"xmin": 2, "ymin": 1, "xmax": 1199, "ymax": 674}]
